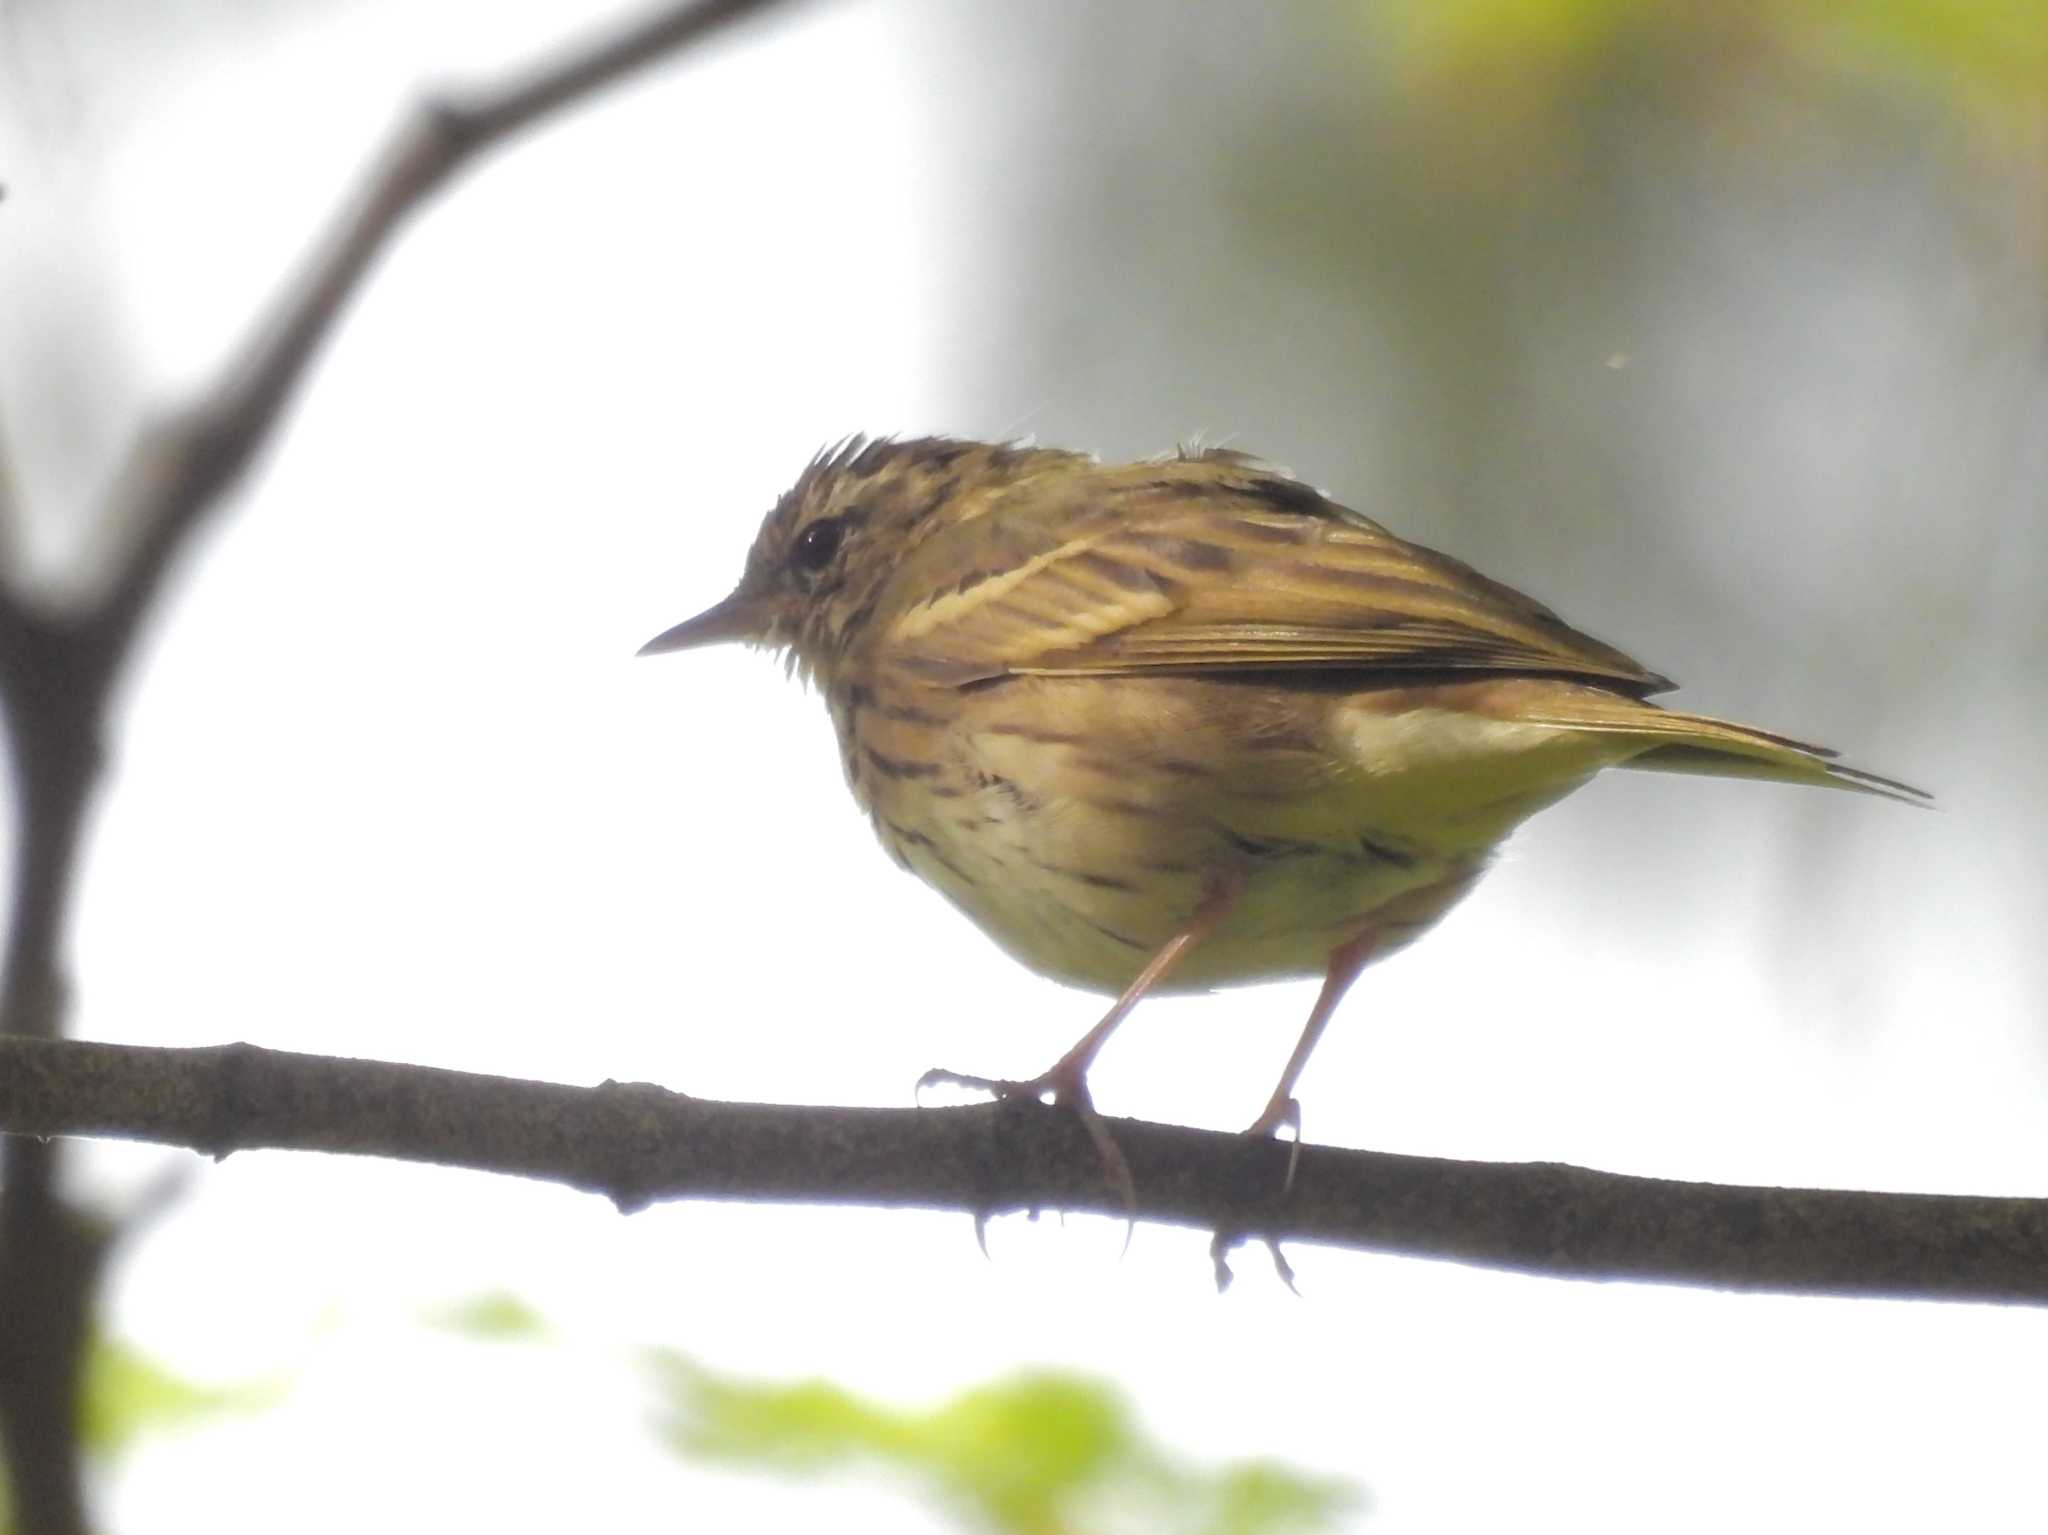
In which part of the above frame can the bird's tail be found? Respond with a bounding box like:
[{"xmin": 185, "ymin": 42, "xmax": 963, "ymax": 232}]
[{"xmin": 1521, "ymin": 693, "xmax": 1931, "ymax": 806}]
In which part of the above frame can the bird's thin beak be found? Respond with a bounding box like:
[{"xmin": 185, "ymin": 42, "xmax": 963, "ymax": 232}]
[{"xmin": 636, "ymin": 590, "xmax": 772, "ymax": 656}]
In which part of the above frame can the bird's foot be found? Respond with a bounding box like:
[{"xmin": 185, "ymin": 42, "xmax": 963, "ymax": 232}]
[
  {"xmin": 915, "ymin": 1065, "xmax": 1060, "ymax": 1106},
  {"xmin": 1210, "ymin": 1230, "xmax": 1300, "ymax": 1295},
  {"xmin": 915, "ymin": 1063, "xmax": 1138, "ymax": 1237},
  {"xmin": 1243, "ymin": 1092, "xmax": 1306, "ymax": 1194},
  {"xmin": 1209, "ymin": 1098, "xmax": 1310, "ymax": 1290}
]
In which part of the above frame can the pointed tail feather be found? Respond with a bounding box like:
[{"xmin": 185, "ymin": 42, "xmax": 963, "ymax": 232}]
[
  {"xmin": 1520, "ymin": 696, "xmax": 1932, "ymax": 806},
  {"xmin": 1624, "ymin": 739, "xmax": 1931, "ymax": 805}
]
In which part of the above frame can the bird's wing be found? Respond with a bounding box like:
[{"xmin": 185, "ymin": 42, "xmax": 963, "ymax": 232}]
[{"xmin": 878, "ymin": 461, "xmax": 1671, "ymax": 694}]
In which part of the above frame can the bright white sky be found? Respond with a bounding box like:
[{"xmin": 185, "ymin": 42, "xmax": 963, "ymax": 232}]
[{"xmin": 3, "ymin": 2, "xmax": 2044, "ymax": 1530}]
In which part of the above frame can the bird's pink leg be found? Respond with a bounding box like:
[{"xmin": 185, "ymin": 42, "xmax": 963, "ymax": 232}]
[
  {"xmin": 1245, "ymin": 928, "xmax": 1379, "ymax": 1187},
  {"xmin": 1036, "ymin": 872, "xmax": 1246, "ymax": 1098},
  {"xmin": 918, "ymin": 873, "xmax": 1246, "ymax": 1214}
]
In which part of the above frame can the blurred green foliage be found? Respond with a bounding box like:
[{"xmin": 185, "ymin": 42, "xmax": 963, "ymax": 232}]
[
  {"xmin": 78, "ymin": 1333, "xmax": 286, "ymax": 1460},
  {"xmin": 7, "ymin": 1299, "xmax": 1355, "ymax": 1534},
  {"xmin": 413, "ymin": 1291, "xmax": 1360, "ymax": 1532},
  {"xmin": 649, "ymin": 1351, "xmax": 1360, "ymax": 1535},
  {"xmin": 0, "ymin": 1329, "xmax": 294, "ymax": 1529},
  {"xmin": 422, "ymin": 1289, "xmax": 552, "ymax": 1342},
  {"xmin": 1366, "ymin": 0, "xmax": 2048, "ymax": 126}
]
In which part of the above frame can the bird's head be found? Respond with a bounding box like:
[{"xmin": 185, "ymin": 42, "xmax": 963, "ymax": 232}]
[{"xmin": 637, "ymin": 435, "xmax": 1080, "ymax": 689}]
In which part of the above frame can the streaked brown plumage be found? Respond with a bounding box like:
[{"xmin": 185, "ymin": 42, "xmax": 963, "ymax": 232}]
[{"xmin": 642, "ymin": 436, "xmax": 1925, "ymax": 1168}]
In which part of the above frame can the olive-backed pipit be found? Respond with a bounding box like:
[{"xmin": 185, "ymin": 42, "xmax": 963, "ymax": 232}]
[{"xmin": 642, "ymin": 437, "xmax": 1924, "ymax": 1170}]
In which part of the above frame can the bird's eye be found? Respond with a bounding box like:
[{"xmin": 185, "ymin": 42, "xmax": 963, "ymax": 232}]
[{"xmin": 792, "ymin": 515, "xmax": 847, "ymax": 574}]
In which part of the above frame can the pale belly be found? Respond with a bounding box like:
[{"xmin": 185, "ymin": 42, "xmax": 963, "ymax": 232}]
[
  {"xmin": 842, "ymin": 674, "xmax": 1624, "ymax": 996},
  {"xmin": 905, "ymin": 815, "xmax": 1484, "ymax": 994}
]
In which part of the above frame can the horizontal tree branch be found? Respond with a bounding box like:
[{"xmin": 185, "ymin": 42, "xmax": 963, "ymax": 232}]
[{"xmin": 1, "ymin": 1035, "xmax": 2041, "ymax": 1303}]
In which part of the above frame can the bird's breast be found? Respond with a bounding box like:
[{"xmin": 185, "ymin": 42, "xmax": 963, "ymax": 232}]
[{"xmin": 827, "ymin": 672, "xmax": 1589, "ymax": 995}]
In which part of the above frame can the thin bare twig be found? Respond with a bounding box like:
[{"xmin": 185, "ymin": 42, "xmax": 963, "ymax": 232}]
[
  {"xmin": 3, "ymin": 1035, "xmax": 2043, "ymax": 1306},
  {"xmin": 0, "ymin": 5, "xmax": 798, "ymax": 1532},
  {"xmin": 94, "ymin": 0, "xmax": 793, "ymax": 662},
  {"xmin": 0, "ymin": 401, "xmax": 22, "ymax": 577}
]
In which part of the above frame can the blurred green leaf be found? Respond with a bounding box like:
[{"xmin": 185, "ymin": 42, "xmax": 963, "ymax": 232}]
[
  {"xmin": 79, "ymin": 1333, "xmax": 286, "ymax": 1460},
  {"xmin": 423, "ymin": 1290, "xmax": 552, "ymax": 1342},
  {"xmin": 1782, "ymin": 0, "xmax": 2048, "ymax": 122},
  {"xmin": 1202, "ymin": 1462, "xmax": 1356, "ymax": 1535},
  {"xmin": 920, "ymin": 1376, "xmax": 1130, "ymax": 1530},
  {"xmin": 647, "ymin": 1351, "xmax": 1359, "ymax": 1535},
  {"xmin": 1372, "ymin": 0, "xmax": 1638, "ymax": 85},
  {"xmin": 1361, "ymin": 0, "xmax": 2047, "ymax": 130}
]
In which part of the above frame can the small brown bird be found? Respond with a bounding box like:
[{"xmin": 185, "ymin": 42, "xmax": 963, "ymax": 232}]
[{"xmin": 642, "ymin": 437, "xmax": 1923, "ymax": 1170}]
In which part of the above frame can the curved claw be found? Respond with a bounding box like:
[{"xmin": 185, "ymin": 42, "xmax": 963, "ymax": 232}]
[
  {"xmin": 1058, "ymin": 1086, "xmax": 1139, "ymax": 1245},
  {"xmin": 1244, "ymin": 1094, "xmax": 1306, "ymax": 1193},
  {"xmin": 1267, "ymin": 1238, "xmax": 1300, "ymax": 1296},
  {"xmin": 1210, "ymin": 1230, "xmax": 1239, "ymax": 1293},
  {"xmin": 1209, "ymin": 1230, "xmax": 1298, "ymax": 1294}
]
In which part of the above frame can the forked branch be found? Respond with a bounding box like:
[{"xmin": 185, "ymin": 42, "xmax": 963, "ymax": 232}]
[{"xmin": 0, "ymin": 6, "xmax": 798, "ymax": 1533}]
